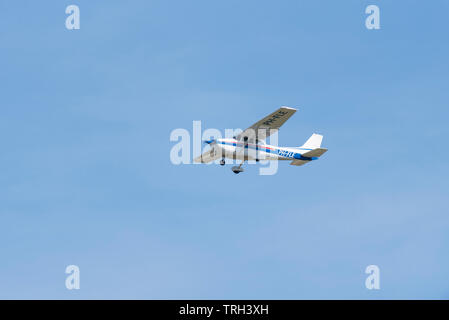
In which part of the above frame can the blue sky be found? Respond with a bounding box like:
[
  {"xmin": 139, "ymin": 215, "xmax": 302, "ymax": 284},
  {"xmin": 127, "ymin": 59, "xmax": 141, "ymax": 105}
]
[{"xmin": 1, "ymin": 0, "xmax": 448, "ymax": 299}]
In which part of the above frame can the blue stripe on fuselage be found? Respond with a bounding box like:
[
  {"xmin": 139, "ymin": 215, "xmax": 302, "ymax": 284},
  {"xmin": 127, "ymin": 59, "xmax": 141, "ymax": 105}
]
[{"xmin": 218, "ymin": 141, "xmax": 315, "ymax": 160}]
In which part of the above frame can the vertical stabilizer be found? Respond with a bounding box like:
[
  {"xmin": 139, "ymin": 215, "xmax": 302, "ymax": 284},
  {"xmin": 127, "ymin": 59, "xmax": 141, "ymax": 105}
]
[{"xmin": 301, "ymin": 133, "xmax": 323, "ymax": 149}]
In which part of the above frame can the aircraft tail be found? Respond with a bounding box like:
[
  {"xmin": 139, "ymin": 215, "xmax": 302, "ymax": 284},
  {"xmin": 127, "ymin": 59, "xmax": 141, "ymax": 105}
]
[
  {"xmin": 291, "ymin": 133, "xmax": 327, "ymax": 166},
  {"xmin": 301, "ymin": 133, "xmax": 323, "ymax": 149}
]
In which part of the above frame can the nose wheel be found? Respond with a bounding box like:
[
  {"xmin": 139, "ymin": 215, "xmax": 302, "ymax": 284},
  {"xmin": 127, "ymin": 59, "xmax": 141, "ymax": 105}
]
[
  {"xmin": 232, "ymin": 167, "xmax": 244, "ymax": 174},
  {"xmin": 220, "ymin": 159, "xmax": 225, "ymax": 166},
  {"xmin": 231, "ymin": 161, "xmax": 245, "ymax": 174}
]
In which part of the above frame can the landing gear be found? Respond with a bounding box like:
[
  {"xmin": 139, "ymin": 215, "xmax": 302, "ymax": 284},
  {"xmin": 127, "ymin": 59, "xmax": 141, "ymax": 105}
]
[
  {"xmin": 232, "ymin": 166, "xmax": 244, "ymax": 174},
  {"xmin": 220, "ymin": 159, "xmax": 225, "ymax": 166},
  {"xmin": 231, "ymin": 161, "xmax": 245, "ymax": 174}
]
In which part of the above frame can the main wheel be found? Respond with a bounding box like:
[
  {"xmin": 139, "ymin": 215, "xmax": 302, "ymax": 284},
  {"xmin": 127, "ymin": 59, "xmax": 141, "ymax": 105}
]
[{"xmin": 220, "ymin": 159, "xmax": 225, "ymax": 166}]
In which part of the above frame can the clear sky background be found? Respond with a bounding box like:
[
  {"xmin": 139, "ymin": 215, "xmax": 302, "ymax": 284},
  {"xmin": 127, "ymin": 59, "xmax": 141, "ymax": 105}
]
[{"xmin": 1, "ymin": 1, "xmax": 448, "ymax": 299}]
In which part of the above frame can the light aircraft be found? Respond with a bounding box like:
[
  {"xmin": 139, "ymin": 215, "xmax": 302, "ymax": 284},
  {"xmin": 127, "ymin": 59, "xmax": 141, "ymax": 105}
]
[{"xmin": 194, "ymin": 107, "xmax": 327, "ymax": 174}]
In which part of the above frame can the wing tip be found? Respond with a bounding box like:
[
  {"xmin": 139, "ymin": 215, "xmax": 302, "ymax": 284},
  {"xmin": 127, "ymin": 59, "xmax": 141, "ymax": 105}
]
[{"xmin": 280, "ymin": 106, "xmax": 298, "ymax": 111}]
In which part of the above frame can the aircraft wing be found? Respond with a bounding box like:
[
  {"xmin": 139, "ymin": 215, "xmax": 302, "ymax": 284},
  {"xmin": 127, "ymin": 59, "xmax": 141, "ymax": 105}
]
[
  {"xmin": 236, "ymin": 106, "xmax": 297, "ymax": 142},
  {"xmin": 193, "ymin": 147, "xmax": 220, "ymax": 164}
]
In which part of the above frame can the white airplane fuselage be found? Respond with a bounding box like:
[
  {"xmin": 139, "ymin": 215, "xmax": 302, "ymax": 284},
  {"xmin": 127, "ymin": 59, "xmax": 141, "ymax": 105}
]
[{"xmin": 211, "ymin": 138, "xmax": 318, "ymax": 162}]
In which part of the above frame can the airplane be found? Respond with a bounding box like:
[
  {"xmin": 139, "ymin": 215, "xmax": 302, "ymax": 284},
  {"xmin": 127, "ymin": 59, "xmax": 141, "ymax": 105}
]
[{"xmin": 194, "ymin": 106, "xmax": 327, "ymax": 174}]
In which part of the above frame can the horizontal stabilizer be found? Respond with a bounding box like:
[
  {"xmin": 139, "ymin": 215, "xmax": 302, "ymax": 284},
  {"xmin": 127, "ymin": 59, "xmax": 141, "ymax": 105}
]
[
  {"xmin": 301, "ymin": 148, "xmax": 328, "ymax": 158},
  {"xmin": 290, "ymin": 159, "xmax": 309, "ymax": 166}
]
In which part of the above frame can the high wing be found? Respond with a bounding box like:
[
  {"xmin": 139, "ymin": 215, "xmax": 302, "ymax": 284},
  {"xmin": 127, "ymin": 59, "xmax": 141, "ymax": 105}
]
[
  {"xmin": 236, "ymin": 106, "xmax": 297, "ymax": 142},
  {"xmin": 193, "ymin": 147, "xmax": 220, "ymax": 164}
]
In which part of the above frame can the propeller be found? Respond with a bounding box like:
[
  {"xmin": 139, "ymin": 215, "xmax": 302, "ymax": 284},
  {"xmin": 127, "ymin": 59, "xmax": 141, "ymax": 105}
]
[{"xmin": 203, "ymin": 139, "xmax": 217, "ymax": 157}]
